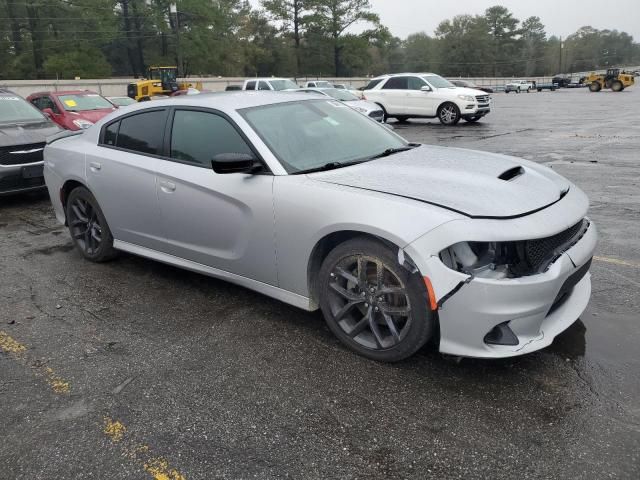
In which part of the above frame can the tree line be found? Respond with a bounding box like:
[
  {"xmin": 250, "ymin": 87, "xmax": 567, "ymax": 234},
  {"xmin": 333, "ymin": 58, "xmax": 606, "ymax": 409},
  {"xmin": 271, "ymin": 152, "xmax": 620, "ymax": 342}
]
[{"xmin": 1, "ymin": 0, "xmax": 639, "ymax": 80}]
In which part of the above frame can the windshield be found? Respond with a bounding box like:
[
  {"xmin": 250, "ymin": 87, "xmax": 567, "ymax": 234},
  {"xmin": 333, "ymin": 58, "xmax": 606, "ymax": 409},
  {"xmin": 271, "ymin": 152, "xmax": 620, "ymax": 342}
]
[
  {"xmin": 422, "ymin": 75, "xmax": 455, "ymax": 89},
  {"xmin": 58, "ymin": 94, "xmax": 114, "ymax": 111},
  {"xmin": 323, "ymin": 88, "xmax": 359, "ymax": 101},
  {"xmin": 269, "ymin": 79, "xmax": 299, "ymax": 91},
  {"xmin": 0, "ymin": 96, "xmax": 46, "ymax": 123},
  {"xmin": 241, "ymin": 100, "xmax": 406, "ymax": 174},
  {"xmin": 109, "ymin": 97, "xmax": 136, "ymax": 106}
]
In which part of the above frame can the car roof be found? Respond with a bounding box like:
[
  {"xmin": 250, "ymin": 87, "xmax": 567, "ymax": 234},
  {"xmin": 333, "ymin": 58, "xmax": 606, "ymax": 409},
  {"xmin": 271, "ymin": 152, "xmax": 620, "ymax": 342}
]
[
  {"xmin": 370, "ymin": 73, "xmax": 438, "ymax": 80},
  {"xmin": 115, "ymin": 91, "xmax": 326, "ymax": 113},
  {"xmin": 29, "ymin": 90, "xmax": 101, "ymax": 97}
]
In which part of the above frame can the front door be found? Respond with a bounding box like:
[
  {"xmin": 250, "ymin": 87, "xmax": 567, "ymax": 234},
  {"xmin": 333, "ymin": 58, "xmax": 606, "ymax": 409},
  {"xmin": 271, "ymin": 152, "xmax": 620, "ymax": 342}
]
[
  {"xmin": 405, "ymin": 76, "xmax": 438, "ymax": 116},
  {"xmin": 155, "ymin": 108, "xmax": 277, "ymax": 285}
]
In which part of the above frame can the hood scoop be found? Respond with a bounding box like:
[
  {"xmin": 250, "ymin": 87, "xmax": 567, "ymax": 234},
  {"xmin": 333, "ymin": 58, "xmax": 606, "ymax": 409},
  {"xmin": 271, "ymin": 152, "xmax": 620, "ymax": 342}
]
[
  {"xmin": 311, "ymin": 145, "xmax": 571, "ymax": 219},
  {"xmin": 498, "ymin": 166, "xmax": 525, "ymax": 181}
]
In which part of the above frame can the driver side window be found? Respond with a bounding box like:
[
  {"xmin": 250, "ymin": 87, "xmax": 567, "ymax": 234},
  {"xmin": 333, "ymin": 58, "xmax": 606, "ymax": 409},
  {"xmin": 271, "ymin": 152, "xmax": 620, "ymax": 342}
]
[
  {"xmin": 170, "ymin": 110, "xmax": 253, "ymax": 167},
  {"xmin": 408, "ymin": 77, "xmax": 427, "ymax": 90}
]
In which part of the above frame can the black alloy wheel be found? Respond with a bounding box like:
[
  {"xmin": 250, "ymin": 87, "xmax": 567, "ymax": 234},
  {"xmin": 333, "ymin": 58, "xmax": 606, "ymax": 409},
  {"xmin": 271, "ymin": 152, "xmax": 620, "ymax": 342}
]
[
  {"xmin": 319, "ymin": 238, "xmax": 435, "ymax": 362},
  {"xmin": 66, "ymin": 187, "xmax": 117, "ymax": 262}
]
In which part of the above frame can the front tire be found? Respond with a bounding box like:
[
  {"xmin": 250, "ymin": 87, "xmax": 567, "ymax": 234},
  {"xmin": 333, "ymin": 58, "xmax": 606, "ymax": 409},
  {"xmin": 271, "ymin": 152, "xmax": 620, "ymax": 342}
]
[
  {"xmin": 66, "ymin": 187, "xmax": 117, "ymax": 262},
  {"xmin": 319, "ymin": 238, "xmax": 435, "ymax": 362},
  {"xmin": 589, "ymin": 82, "xmax": 602, "ymax": 92},
  {"xmin": 437, "ymin": 102, "xmax": 461, "ymax": 125}
]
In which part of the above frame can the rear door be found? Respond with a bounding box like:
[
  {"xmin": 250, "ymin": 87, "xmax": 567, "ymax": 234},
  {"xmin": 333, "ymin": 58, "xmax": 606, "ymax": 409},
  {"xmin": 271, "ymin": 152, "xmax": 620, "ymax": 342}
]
[
  {"xmin": 86, "ymin": 109, "xmax": 167, "ymax": 251},
  {"xmin": 155, "ymin": 107, "xmax": 277, "ymax": 285},
  {"xmin": 378, "ymin": 76, "xmax": 409, "ymax": 115}
]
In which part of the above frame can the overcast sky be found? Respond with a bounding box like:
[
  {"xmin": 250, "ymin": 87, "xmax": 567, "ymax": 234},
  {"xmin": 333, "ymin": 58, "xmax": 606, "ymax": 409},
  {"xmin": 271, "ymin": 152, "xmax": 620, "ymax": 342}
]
[{"xmin": 250, "ymin": 0, "xmax": 640, "ymax": 40}]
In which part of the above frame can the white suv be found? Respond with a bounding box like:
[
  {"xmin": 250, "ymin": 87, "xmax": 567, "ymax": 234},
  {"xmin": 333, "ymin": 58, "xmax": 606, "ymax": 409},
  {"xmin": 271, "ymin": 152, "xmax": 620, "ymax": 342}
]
[
  {"xmin": 242, "ymin": 78, "xmax": 299, "ymax": 91},
  {"xmin": 363, "ymin": 73, "xmax": 491, "ymax": 125}
]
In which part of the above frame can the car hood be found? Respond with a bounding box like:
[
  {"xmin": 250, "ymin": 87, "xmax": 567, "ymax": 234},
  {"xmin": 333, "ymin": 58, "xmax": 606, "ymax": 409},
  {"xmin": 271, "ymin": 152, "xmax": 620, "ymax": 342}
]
[
  {"xmin": 451, "ymin": 87, "xmax": 489, "ymax": 97},
  {"xmin": 345, "ymin": 99, "xmax": 381, "ymax": 112},
  {"xmin": 66, "ymin": 108, "xmax": 116, "ymax": 123},
  {"xmin": 311, "ymin": 145, "xmax": 571, "ymax": 219},
  {"xmin": 0, "ymin": 120, "xmax": 62, "ymax": 147}
]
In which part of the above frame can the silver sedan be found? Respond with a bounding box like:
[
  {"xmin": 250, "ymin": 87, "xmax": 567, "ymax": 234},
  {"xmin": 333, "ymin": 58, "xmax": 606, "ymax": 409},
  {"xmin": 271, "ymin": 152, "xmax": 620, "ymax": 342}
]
[
  {"xmin": 298, "ymin": 87, "xmax": 384, "ymax": 122},
  {"xmin": 43, "ymin": 93, "xmax": 597, "ymax": 362}
]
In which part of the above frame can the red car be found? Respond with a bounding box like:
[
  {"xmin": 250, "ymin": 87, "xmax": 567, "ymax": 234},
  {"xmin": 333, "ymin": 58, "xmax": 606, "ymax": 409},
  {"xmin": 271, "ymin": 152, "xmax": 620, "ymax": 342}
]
[{"xmin": 27, "ymin": 90, "xmax": 117, "ymax": 131}]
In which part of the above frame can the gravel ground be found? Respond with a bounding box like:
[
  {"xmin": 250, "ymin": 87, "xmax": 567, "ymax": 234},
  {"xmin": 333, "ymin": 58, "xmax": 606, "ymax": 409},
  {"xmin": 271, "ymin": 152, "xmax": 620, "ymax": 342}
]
[{"xmin": 1, "ymin": 87, "xmax": 639, "ymax": 479}]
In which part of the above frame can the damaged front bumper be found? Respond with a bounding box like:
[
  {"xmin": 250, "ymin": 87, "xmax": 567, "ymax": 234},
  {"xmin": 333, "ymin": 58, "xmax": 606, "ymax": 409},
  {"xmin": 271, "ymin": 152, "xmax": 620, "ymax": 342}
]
[{"xmin": 404, "ymin": 190, "xmax": 597, "ymax": 358}]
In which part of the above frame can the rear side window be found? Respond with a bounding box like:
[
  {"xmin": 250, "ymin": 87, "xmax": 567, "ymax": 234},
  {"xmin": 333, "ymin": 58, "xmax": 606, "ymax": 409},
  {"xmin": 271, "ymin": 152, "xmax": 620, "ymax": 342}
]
[
  {"xmin": 170, "ymin": 110, "xmax": 253, "ymax": 167},
  {"xmin": 116, "ymin": 110, "xmax": 167, "ymax": 155},
  {"xmin": 365, "ymin": 79, "xmax": 383, "ymax": 90},
  {"xmin": 382, "ymin": 77, "xmax": 409, "ymax": 90},
  {"xmin": 245, "ymin": 81, "xmax": 256, "ymax": 90},
  {"xmin": 103, "ymin": 121, "xmax": 119, "ymax": 146}
]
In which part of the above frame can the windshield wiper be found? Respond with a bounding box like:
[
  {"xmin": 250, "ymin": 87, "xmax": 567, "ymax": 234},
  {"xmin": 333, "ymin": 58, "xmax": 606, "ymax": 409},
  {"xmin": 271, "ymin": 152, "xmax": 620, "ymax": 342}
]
[
  {"xmin": 294, "ymin": 160, "xmax": 366, "ymax": 175},
  {"xmin": 368, "ymin": 144, "xmax": 419, "ymax": 160}
]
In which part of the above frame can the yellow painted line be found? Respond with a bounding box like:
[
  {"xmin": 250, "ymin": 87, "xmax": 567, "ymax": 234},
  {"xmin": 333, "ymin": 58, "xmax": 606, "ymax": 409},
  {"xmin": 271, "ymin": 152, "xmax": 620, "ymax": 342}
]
[
  {"xmin": 104, "ymin": 417, "xmax": 187, "ymax": 480},
  {"xmin": 1, "ymin": 332, "xmax": 187, "ymax": 479},
  {"xmin": 0, "ymin": 330, "xmax": 27, "ymax": 354},
  {"xmin": 0, "ymin": 330, "xmax": 70, "ymax": 394},
  {"xmin": 593, "ymin": 256, "xmax": 640, "ymax": 269}
]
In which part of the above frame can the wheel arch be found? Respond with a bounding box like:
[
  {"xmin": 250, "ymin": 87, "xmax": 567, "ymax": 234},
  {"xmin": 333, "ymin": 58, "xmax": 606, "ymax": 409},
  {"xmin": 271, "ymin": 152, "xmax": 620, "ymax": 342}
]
[
  {"xmin": 306, "ymin": 229, "xmax": 411, "ymax": 309},
  {"xmin": 60, "ymin": 179, "xmax": 92, "ymax": 224}
]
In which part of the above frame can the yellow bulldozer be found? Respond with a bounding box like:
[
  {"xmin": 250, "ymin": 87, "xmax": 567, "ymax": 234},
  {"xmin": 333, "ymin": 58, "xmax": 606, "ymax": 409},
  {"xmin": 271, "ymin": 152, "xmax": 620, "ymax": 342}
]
[
  {"xmin": 127, "ymin": 66, "xmax": 203, "ymax": 101},
  {"xmin": 585, "ymin": 68, "xmax": 634, "ymax": 92}
]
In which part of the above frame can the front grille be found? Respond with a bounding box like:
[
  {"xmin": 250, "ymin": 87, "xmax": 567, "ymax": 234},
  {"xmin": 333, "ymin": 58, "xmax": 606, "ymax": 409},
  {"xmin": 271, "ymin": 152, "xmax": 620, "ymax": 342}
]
[
  {"xmin": 476, "ymin": 95, "xmax": 490, "ymax": 104},
  {"xmin": 0, "ymin": 142, "xmax": 45, "ymax": 166},
  {"xmin": 525, "ymin": 219, "xmax": 589, "ymax": 272}
]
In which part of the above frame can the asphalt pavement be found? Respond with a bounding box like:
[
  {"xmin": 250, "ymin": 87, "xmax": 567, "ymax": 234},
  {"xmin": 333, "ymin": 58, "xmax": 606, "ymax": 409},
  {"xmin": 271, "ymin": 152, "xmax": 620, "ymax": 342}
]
[{"xmin": 1, "ymin": 87, "xmax": 639, "ymax": 479}]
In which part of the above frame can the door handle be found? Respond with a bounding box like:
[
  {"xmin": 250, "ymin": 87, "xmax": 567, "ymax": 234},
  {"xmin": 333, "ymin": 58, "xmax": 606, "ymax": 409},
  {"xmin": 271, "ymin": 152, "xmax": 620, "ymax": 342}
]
[
  {"xmin": 89, "ymin": 162, "xmax": 101, "ymax": 172},
  {"xmin": 159, "ymin": 180, "xmax": 176, "ymax": 193}
]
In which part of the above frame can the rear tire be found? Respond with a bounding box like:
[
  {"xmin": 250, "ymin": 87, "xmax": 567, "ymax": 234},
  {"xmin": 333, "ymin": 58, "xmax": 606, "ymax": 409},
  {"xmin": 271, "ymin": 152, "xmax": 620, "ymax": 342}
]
[
  {"xmin": 437, "ymin": 102, "xmax": 461, "ymax": 125},
  {"xmin": 66, "ymin": 187, "xmax": 117, "ymax": 263},
  {"xmin": 319, "ymin": 237, "xmax": 435, "ymax": 362},
  {"xmin": 589, "ymin": 82, "xmax": 602, "ymax": 92},
  {"xmin": 611, "ymin": 80, "xmax": 624, "ymax": 92}
]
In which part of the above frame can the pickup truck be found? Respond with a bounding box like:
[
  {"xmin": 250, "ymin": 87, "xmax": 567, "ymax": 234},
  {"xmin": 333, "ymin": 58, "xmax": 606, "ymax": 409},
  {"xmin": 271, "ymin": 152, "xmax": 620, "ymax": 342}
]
[{"xmin": 505, "ymin": 80, "xmax": 535, "ymax": 93}]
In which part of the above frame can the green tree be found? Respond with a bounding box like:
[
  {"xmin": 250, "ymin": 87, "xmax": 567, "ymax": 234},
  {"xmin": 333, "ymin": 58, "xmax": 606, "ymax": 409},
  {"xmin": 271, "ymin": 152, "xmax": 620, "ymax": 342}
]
[
  {"xmin": 520, "ymin": 16, "xmax": 546, "ymax": 75},
  {"xmin": 484, "ymin": 5, "xmax": 520, "ymax": 76},
  {"xmin": 306, "ymin": 0, "xmax": 379, "ymax": 76},
  {"xmin": 262, "ymin": 0, "xmax": 311, "ymax": 76}
]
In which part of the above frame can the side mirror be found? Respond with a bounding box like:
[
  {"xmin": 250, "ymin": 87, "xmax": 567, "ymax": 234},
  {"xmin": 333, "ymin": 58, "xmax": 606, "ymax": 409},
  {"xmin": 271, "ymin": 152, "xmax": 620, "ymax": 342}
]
[
  {"xmin": 42, "ymin": 107, "xmax": 55, "ymax": 117},
  {"xmin": 211, "ymin": 153, "xmax": 263, "ymax": 174},
  {"xmin": 420, "ymin": 86, "xmax": 432, "ymax": 92}
]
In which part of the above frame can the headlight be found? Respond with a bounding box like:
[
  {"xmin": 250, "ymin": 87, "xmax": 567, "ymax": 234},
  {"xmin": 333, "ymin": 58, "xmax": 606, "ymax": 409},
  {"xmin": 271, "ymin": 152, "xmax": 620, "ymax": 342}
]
[
  {"xmin": 352, "ymin": 106, "xmax": 367, "ymax": 113},
  {"xmin": 457, "ymin": 95, "xmax": 476, "ymax": 102},
  {"xmin": 439, "ymin": 241, "xmax": 522, "ymax": 279},
  {"xmin": 73, "ymin": 119, "xmax": 94, "ymax": 129}
]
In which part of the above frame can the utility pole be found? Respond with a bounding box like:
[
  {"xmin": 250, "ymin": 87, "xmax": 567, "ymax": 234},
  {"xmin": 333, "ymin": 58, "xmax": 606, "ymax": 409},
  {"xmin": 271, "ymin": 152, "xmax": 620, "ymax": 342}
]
[
  {"xmin": 559, "ymin": 36, "xmax": 563, "ymax": 74},
  {"xmin": 170, "ymin": 3, "xmax": 182, "ymax": 77}
]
